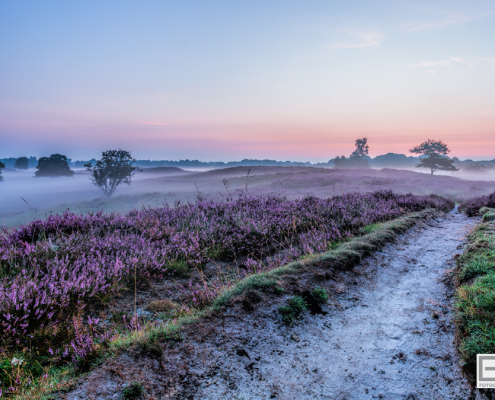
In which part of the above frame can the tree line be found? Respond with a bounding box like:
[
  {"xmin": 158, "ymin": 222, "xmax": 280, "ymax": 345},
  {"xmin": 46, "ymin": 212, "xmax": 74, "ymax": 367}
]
[
  {"xmin": 0, "ymin": 150, "xmax": 137, "ymax": 197},
  {"xmin": 0, "ymin": 139, "xmax": 463, "ymax": 190},
  {"xmin": 334, "ymin": 138, "xmax": 458, "ymax": 175}
]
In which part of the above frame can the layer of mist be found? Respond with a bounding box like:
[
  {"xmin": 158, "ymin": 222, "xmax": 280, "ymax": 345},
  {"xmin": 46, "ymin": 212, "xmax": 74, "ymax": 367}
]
[{"xmin": 1, "ymin": 166, "xmax": 495, "ymax": 228}]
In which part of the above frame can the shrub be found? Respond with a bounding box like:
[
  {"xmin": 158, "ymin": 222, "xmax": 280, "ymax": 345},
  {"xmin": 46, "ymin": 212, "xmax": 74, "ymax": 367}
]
[
  {"xmin": 146, "ymin": 299, "xmax": 176, "ymax": 313},
  {"xmin": 460, "ymin": 191, "xmax": 495, "ymax": 216},
  {"xmin": 310, "ymin": 287, "xmax": 328, "ymax": 303},
  {"xmin": 122, "ymin": 381, "xmax": 144, "ymax": 399},
  {"xmin": 288, "ymin": 296, "xmax": 309, "ymax": 314},
  {"xmin": 278, "ymin": 296, "xmax": 309, "ymax": 325},
  {"xmin": 278, "ymin": 305, "xmax": 296, "ymax": 325}
]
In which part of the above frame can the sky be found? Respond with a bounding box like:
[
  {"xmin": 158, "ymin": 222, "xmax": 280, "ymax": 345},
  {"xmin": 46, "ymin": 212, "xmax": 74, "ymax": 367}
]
[{"xmin": 1, "ymin": 0, "xmax": 494, "ymax": 162}]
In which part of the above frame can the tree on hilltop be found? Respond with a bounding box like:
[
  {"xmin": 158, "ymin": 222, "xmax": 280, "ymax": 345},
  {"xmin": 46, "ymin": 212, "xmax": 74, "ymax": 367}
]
[
  {"xmin": 0, "ymin": 161, "xmax": 5, "ymax": 181},
  {"xmin": 35, "ymin": 154, "xmax": 74, "ymax": 177},
  {"xmin": 350, "ymin": 138, "xmax": 369, "ymax": 159},
  {"xmin": 334, "ymin": 138, "xmax": 370, "ymax": 168},
  {"xmin": 85, "ymin": 149, "xmax": 138, "ymax": 197},
  {"xmin": 410, "ymin": 139, "xmax": 450, "ymax": 157},
  {"xmin": 14, "ymin": 157, "xmax": 29, "ymax": 170},
  {"xmin": 409, "ymin": 139, "xmax": 458, "ymax": 175}
]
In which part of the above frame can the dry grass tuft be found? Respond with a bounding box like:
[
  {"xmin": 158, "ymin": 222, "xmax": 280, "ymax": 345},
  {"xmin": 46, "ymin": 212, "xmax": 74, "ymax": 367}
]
[{"xmin": 146, "ymin": 299, "xmax": 176, "ymax": 313}]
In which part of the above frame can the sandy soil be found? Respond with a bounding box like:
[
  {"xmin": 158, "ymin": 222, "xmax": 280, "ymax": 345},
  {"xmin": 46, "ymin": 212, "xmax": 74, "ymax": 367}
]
[
  {"xmin": 195, "ymin": 209, "xmax": 480, "ymax": 400},
  {"xmin": 64, "ymin": 209, "xmax": 491, "ymax": 400}
]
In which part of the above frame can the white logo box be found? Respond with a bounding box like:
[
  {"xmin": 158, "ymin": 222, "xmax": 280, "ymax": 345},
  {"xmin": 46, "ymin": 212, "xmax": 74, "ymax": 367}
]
[{"xmin": 477, "ymin": 355, "xmax": 495, "ymax": 388}]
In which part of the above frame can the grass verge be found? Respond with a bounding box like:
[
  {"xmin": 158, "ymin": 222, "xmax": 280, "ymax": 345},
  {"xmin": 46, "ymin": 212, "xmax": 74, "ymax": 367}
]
[
  {"xmin": 454, "ymin": 208, "xmax": 495, "ymax": 377},
  {"xmin": 13, "ymin": 207, "xmax": 440, "ymax": 399}
]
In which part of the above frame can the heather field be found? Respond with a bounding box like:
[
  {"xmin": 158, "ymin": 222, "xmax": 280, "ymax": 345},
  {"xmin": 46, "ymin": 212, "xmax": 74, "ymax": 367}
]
[
  {"xmin": 0, "ymin": 190, "xmax": 454, "ymax": 396},
  {"xmin": 1, "ymin": 167, "xmax": 495, "ymax": 398}
]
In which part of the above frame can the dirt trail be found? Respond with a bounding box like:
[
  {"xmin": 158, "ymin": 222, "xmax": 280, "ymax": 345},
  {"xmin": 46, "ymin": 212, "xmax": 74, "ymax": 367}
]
[
  {"xmin": 196, "ymin": 209, "xmax": 482, "ymax": 399},
  {"xmin": 67, "ymin": 209, "xmax": 486, "ymax": 400}
]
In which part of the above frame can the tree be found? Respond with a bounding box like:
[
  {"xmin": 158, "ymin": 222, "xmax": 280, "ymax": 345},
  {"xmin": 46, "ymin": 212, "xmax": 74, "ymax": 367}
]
[
  {"xmin": 14, "ymin": 157, "xmax": 29, "ymax": 170},
  {"xmin": 415, "ymin": 154, "xmax": 458, "ymax": 175},
  {"xmin": 0, "ymin": 161, "xmax": 5, "ymax": 181},
  {"xmin": 35, "ymin": 154, "xmax": 74, "ymax": 177},
  {"xmin": 350, "ymin": 138, "xmax": 369, "ymax": 158},
  {"xmin": 333, "ymin": 155, "xmax": 347, "ymax": 168},
  {"xmin": 410, "ymin": 139, "xmax": 450, "ymax": 157},
  {"xmin": 409, "ymin": 139, "xmax": 459, "ymax": 175},
  {"xmin": 85, "ymin": 149, "xmax": 138, "ymax": 197},
  {"xmin": 334, "ymin": 138, "xmax": 370, "ymax": 168}
]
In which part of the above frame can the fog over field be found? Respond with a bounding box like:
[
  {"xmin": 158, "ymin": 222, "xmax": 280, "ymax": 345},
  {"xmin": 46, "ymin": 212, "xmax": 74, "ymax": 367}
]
[{"xmin": 2, "ymin": 165, "xmax": 494, "ymax": 229}]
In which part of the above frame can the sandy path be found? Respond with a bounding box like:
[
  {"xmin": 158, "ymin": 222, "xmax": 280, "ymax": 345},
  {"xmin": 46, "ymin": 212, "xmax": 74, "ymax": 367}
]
[{"xmin": 197, "ymin": 209, "xmax": 483, "ymax": 399}]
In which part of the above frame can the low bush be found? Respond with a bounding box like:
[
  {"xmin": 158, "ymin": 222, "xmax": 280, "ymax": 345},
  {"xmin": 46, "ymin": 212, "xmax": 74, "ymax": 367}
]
[
  {"xmin": 310, "ymin": 287, "xmax": 329, "ymax": 303},
  {"xmin": 460, "ymin": 191, "xmax": 495, "ymax": 216},
  {"xmin": 278, "ymin": 288, "xmax": 329, "ymax": 325},
  {"xmin": 278, "ymin": 296, "xmax": 309, "ymax": 325},
  {"xmin": 481, "ymin": 208, "xmax": 495, "ymax": 222},
  {"xmin": 122, "ymin": 381, "xmax": 144, "ymax": 399}
]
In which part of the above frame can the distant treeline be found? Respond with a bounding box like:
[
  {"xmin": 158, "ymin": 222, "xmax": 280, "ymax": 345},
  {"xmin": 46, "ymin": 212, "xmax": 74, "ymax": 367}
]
[
  {"xmin": 68, "ymin": 154, "xmax": 495, "ymax": 169},
  {"xmin": 0, "ymin": 156, "xmax": 40, "ymax": 169},
  {"xmin": 73, "ymin": 158, "xmax": 314, "ymax": 168},
  {"xmin": 2, "ymin": 153, "xmax": 495, "ymax": 170}
]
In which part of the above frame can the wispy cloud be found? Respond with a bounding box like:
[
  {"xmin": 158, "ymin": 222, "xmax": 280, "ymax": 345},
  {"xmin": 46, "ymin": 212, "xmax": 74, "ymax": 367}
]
[
  {"xmin": 409, "ymin": 57, "xmax": 474, "ymax": 69},
  {"xmin": 136, "ymin": 121, "xmax": 170, "ymax": 126},
  {"xmin": 409, "ymin": 60, "xmax": 450, "ymax": 68},
  {"xmin": 329, "ymin": 33, "xmax": 381, "ymax": 50},
  {"xmin": 405, "ymin": 11, "xmax": 492, "ymax": 32},
  {"xmin": 450, "ymin": 56, "xmax": 474, "ymax": 69}
]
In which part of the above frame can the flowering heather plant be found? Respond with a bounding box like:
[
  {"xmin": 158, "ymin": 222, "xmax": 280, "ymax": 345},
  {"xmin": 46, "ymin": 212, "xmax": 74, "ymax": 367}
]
[
  {"xmin": 173, "ymin": 279, "xmax": 231, "ymax": 309},
  {"xmin": 299, "ymin": 229, "xmax": 328, "ymax": 254},
  {"xmin": 239, "ymin": 248, "xmax": 302, "ymax": 278},
  {"xmin": 0, "ymin": 190, "xmax": 452, "ymax": 378},
  {"xmin": 460, "ymin": 191, "xmax": 495, "ymax": 216}
]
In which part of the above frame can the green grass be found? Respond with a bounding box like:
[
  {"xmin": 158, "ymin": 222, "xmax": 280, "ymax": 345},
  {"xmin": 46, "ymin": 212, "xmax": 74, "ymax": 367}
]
[
  {"xmin": 277, "ymin": 288, "xmax": 329, "ymax": 325},
  {"xmin": 12, "ymin": 208, "xmax": 439, "ymax": 399},
  {"xmin": 455, "ymin": 213, "xmax": 495, "ymax": 374},
  {"xmin": 456, "ymin": 221, "xmax": 495, "ymax": 282},
  {"xmin": 481, "ymin": 207, "xmax": 495, "ymax": 222},
  {"xmin": 362, "ymin": 223, "xmax": 380, "ymax": 235},
  {"xmin": 206, "ymin": 245, "xmax": 224, "ymax": 260},
  {"xmin": 166, "ymin": 259, "xmax": 190, "ymax": 275}
]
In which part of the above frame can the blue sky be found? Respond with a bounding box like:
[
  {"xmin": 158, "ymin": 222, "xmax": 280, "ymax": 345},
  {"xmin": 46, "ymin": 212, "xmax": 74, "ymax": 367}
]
[{"xmin": 1, "ymin": 1, "xmax": 494, "ymax": 161}]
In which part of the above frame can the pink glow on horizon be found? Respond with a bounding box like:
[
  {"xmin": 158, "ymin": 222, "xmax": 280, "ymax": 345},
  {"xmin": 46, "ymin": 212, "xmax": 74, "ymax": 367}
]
[
  {"xmin": 1, "ymin": 2, "xmax": 494, "ymax": 161},
  {"xmin": 2, "ymin": 118, "xmax": 493, "ymax": 161},
  {"xmin": 136, "ymin": 121, "xmax": 170, "ymax": 126}
]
